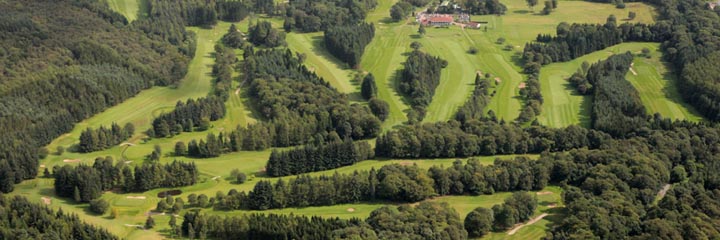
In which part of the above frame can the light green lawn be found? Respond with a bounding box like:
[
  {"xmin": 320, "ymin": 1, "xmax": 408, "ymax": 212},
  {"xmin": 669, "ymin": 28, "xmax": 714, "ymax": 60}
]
[
  {"xmin": 106, "ymin": 0, "xmax": 146, "ymax": 22},
  {"xmin": 625, "ymin": 45, "xmax": 703, "ymax": 122},
  {"xmin": 538, "ymin": 42, "xmax": 702, "ymax": 128}
]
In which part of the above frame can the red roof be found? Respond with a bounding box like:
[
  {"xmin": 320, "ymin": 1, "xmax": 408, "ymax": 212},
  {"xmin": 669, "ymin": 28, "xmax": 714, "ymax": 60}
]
[{"xmin": 429, "ymin": 16, "xmax": 453, "ymax": 23}]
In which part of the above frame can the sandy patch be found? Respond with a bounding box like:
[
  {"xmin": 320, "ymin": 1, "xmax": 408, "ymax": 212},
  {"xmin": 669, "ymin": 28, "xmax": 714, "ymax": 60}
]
[
  {"xmin": 547, "ymin": 203, "xmax": 557, "ymax": 208},
  {"xmin": 39, "ymin": 164, "xmax": 45, "ymax": 168},
  {"xmin": 120, "ymin": 143, "xmax": 135, "ymax": 147},
  {"xmin": 63, "ymin": 159, "xmax": 81, "ymax": 163},
  {"xmin": 508, "ymin": 213, "xmax": 549, "ymax": 235},
  {"xmin": 41, "ymin": 197, "xmax": 51, "ymax": 205},
  {"xmin": 124, "ymin": 161, "xmax": 132, "ymax": 164},
  {"xmin": 212, "ymin": 176, "xmax": 221, "ymax": 181},
  {"xmin": 146, "ymin": 211, "xmax": 166, "ymax": 216},
  {"xmin": 124, "ymin": 224, "xmax": 143, "ymax": 228},
  {"xmin": 235, "ymin": 88, "xmax": 240, "ymax": 95},
  {"xmin": 259, "ymin": 167, "xmax": 266, "ymax": 172},
  {"xmin": 536, "ymin": 191, "xmax": 553, "ymax": 195},
  {"xmin": 126, "ymin": 196, "xmax": 146, "ymax": 199},
  {"xmin": 518, "ymin": 82, "xmax": 527, "ymax": 89},
  {"xmin": 494, "ymin": 77, "xmax": 502, "ymax": 84},
  {"xmin": 346, "ymin": 208, "xmax": 356, "ymax": 212},
  {"xmin": 399, "ymin": 161, "xmax": 413, "ymax": 166}
]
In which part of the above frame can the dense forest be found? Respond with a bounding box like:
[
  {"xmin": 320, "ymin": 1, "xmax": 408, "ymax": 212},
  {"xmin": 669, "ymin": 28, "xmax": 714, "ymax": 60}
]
[
  {"xmin": 375, "ymin": 120, "xmax": 608, "ymax": 158},
  {"xmin": 78, "ymin": 123, "xmax": 135, "ymax": 153},
  {"xmin": 265, "ymin": 139, "xmax": 374, "ymax": 177},
  {"xmin": 248, "ymin": 21, "xmax": 286, "ymax": 48},
  {"xmin": 456, "ymin": 75, "xmax": 492, "ymax": 123},
  {"xmin": 399, "ymin": 49, "xmax": 448, "ymax": 122},
  {"xmin": 150, "ymin": 97, "xmax": 226, "ymax": 138},
  {"xmin": 182, "ymin": 201, "xmax": 464, "ymax": 240},
  {"xmin": 0, "ymin": 0, "xmax": 193, "ymax": 192},
  {"xmin": 323, "ymin": 22, "xmax": 375, "ymax": 68},
  {"xmin": 0, "ymin": 195, "xmax": 118, "ymax": 239},
  {"xmin": 283, "ymin": 0, "xmax": 378, "ymax": 32},
  {"xmin": 53, "ymin": 158, "xmax": 198, "ymax": 202}
]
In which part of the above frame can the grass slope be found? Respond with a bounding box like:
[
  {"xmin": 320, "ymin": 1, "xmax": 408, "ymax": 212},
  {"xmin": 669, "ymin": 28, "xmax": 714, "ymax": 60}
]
[
  {"xmin": 538, "ymin": 43, "xmax": 702, "ymax": 128},
  {"xmin": 106, "ymin": 0, "xmax": 146, "ymax": 22}
]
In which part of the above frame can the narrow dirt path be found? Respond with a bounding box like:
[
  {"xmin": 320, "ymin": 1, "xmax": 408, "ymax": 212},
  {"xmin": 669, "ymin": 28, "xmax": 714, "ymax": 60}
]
[
  {"xmin": 508, "ymin": 213, "xmax": 549, "ymax": 235},
  {"xmin": 655, "ymin": 184, "xmax": 671, "ymax": 203}
]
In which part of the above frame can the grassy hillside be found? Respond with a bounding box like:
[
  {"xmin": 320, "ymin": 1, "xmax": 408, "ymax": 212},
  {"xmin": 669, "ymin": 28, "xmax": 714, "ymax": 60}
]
[
  {"xmin": 538, "ymin": 43, "xmax": 702, "ymax": 128},
  {"xmin": 106, "ymin": 0, "xmax": 146, "ymax": 22}
]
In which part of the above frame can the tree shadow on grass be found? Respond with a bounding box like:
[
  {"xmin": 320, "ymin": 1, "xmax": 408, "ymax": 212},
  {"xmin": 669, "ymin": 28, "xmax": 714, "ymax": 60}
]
[
  {"xmin": 513, "ymin": 9, "xmax": 531, "ymax": 14},
  {"xmin": 310, "ymin": 35, "xmax": 351, "ymax": 70}
]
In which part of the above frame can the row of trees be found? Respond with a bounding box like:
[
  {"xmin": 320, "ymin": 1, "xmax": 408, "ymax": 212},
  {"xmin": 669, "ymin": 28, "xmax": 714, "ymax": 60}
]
[
  {"xmin": 0, "ymin": 195, "xmax": 118, "ymax": 239},
  {"xmin": 78, "ymin": 123, "xmax": 135, "ymax": 153},
  {"xmin": 282, "ymin": 0, "xmax": 378, "ymax": 32},
  {"xmin": 463, "ymin": 0, "xmax": 508, "ymax": 15},
  {"xmin": 399, "ymin": 47, "xmax": 448, "ymax": 122},
  {"xmin": 211, "ymin": 43, "xmax": 237, "ymax": 100},
  {"xmin": 456, "ymin": 75, "xmax": 492, "ymax": 123},
  {"xmin": 0, "ymin": 0, "xmax": 194, "ymax": 192},
  {"xmin": 375, "ymin": 120, "xmax": 608, "ymax": 158},
  {"xmin": 53, "ymin": 158, "xmax": 198, "ymax": 202},
  {"xmin": 212, "ymin": 157, "xmax": 549, "ymax": 211},
  {"xmin": 150, "ymin": 97, "xmax": 226, "ymax": 138},
  {"xmin": 323, "ymin": 22, "xmax": 375, "ymax": 68},
  {"xmin": 181, "ymin": 201, "xmax": 464, "ymax": 239},
  {"xmin": 266, "ymin": 139, "xmax": 374, "ymax": 177},
  {"xmin": 390, "ymin": 1, "xmax": 414, "ymax": 21},
  {"xmin": 465, "ymin": 192, "xmax": 537, "ymax": 237}
]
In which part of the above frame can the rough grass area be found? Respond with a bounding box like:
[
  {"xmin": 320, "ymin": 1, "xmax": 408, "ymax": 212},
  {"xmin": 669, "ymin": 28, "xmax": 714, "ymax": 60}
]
[{"xmin": 106, "ymin": 0, "xmax": 146, "ymax": 22}]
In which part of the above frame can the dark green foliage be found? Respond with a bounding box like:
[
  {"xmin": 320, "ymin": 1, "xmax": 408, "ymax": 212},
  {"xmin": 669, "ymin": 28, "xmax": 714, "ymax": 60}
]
[
  {"xmin": 390, "ymin": 2, "xmax": 414, "ymax": 21},
  {"xmin": 211, "ymin": 44, "xmax": 237, "ymax": 99},
  {"xmin": 236, "ymin": 172, "xmax": 247, "ymax": 184},
  {"xmin": 222, "ymin": 24, "xmax": 245, "ymax": 48},
  {"xmin": 376, "ymin": 121, "xmax": 608, "ymax": 158},
  {"xmin": 145, "ymin": 216, "xmax": 155, "ymax": 229},
  {"xmin": 248, "ymin": 21, "xmax": 286, "ymax": 48},
  {"xmin": 361, "ymin": 74, "xmax": 378, "ymax": 100},
  {"xmin": 456, "ymin": 75, "xmax": 492, "ymax": 123},
  {"xmin": 465, "ymin": 207, "xmax": 494, "ymax": 237},
  {"xmin": 286, "ymin": 0, "xmax": 378, "ymax": 32},
  {"xmin": 369, "ymin": 98, "xmax": 390, "ymax": 121},
  {"xmin": 266, "ymin": 139, "xmax": 371, "ymax": 177},
  {"xmin": 89, "ymin": 198, "xmax": 109, "ymax": 215},
  {"xmin": 182, "ymin": 211, "xmax": 366, "ymax": 240},
  {"xmin": 0, "ymin": 195, "xmax": 118, "ymax": 239},
  {"xmin": 398, "ymin": 50, "xmax": 448, "ymax": 121},
  {"xmin": 78, "ymin": 123, "xmax": 134, "ymax": 152},
  {"xmin": 54, "ymin": 158, "xmax": 198, "ymax": 200},
  {"xmin": 324, "ymin": 23, "xmax": 375, "ymax": 68},
  {"xmin": 585, "ymin": 53, "xmax": 647, "ymax": 137},
  {"xmin": 217, "ymin": 157, "xmax": 550, "ymax": 210},
  {"xmin": 151, "ymin": 97, "xmax": 226, "ymax": 138},
  {"xmin": 463, "ymin": 0, "xmax": 507, "ymax": 15},
  {"xmin": 0, "ymin": 0, "xmax": 193, "ymax": 191},
  {"xmin": 367, "ymin": 202, "xmax": 468, "ymax": 239}
]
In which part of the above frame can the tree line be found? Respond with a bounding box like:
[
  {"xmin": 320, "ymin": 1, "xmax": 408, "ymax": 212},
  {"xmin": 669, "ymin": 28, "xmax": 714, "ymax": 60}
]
[
  {"xmin": 283, "ymin": 0, "xmax": 378, "ymax": 32},
  {"xmin": 323, "ymin": 22, "xmax": 375, "ymax": 68},
  {"xmin": 463, "ymin": 0, "xmax": 508, "ymax": 15},
  {"xmin": 0, "ymin": 0, "xmax": 193, "ymax": 192},
  {"xmin": 456, "ymin": 75, "xmax": 492, "ymax": 123},
  {"xmin": 211, "ymin": 43, "xmax": 237, "ymax": 100},
  {"xmin": 207, "ymin": 157, "xmax": 549, "ymax": 211},
  {"xmin": 265, "ymin": 139, "xmax": 374, "ymax": 177},
  {"xmin": 0, "ymin": 195, "xmax": 118, "ymax": 240},
  {"xmin": 78, "ymin": 123, "xmax": 135, "ymax": 153},
  {"xmin": 180, "ymin": 201, "xmax": 464, "ymax": 240},
  {"xmin": 149, "ymin": 97, "xmax": 226, "ymax": 138},
  {"xmin": 399, "ymin": 47, "xmax": 448, "ymax": 122},
  {"xmin": 52, "ymin": 157, "xmax": 198, "ymax": 202},
  {"xmin": 248, "ymin": 20, "xmax": 286, "ymax": 48},
  {"xmin": 375, "ymin": 120, "xmax": 609, "ymax": 158}
]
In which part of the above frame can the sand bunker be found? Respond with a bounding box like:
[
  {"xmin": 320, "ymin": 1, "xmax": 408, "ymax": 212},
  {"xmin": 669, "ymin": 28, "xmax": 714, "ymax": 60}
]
[
  {"xmin": 399, "ymin": 161, "xmax": 413, "ymax": 166},
  {"xmin": 63, "ymin": 159, "xmax": 81, "ymax": 163},
  {"xmin": 347, "ymin": 208, "xmax": 356, "ymax": 212},
  {"xmin": 126, "ymin": 196, "xmax": 146, "ymax": 199},
  {"xmin": 536, "ymin": 191, "xmax": 553, "ymax": 195},
  {"xmin": 494, "ymin": 77, "xmax": 502, "ymax": 84},
  {"xmin": 518, "ymin": 82, "xmax": 527, "ymax": 89},
  {"xmin": 235, "ymin": 88, "xmax": 240, "ymax": 95},
  {"xmin": 547, "ymin": 203, "xmax": 558, "ymax": 208},
  {"xmin": 39, "ymin": 164, "xmax": 45, "ymax": 168},
  {"xmin": 41, "ymin": 197, "xmax": 51, "ymax": 205}
]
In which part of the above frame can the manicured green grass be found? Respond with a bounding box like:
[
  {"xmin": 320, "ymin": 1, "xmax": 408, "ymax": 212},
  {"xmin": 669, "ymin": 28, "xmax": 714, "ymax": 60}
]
[
  {"xmin": 538, "ymin": 42, "xmax": 702, "ymax": 128},
  {"xmin": 625, "ymin": 45, "xmax": 703, "ymax": 122},
  {"xmin": 285, "ymin": 32, "xmax": 359, "ymax": 95},
  {"xmin": 106, "ymin": 0, "xmax": 146, "ymax": 22}
]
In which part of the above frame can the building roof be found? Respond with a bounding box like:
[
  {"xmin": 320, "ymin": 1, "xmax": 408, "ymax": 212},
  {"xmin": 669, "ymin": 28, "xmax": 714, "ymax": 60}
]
[{"xmin": 429, "ymin": 16, "xmax": 453, "ymax": 23}]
